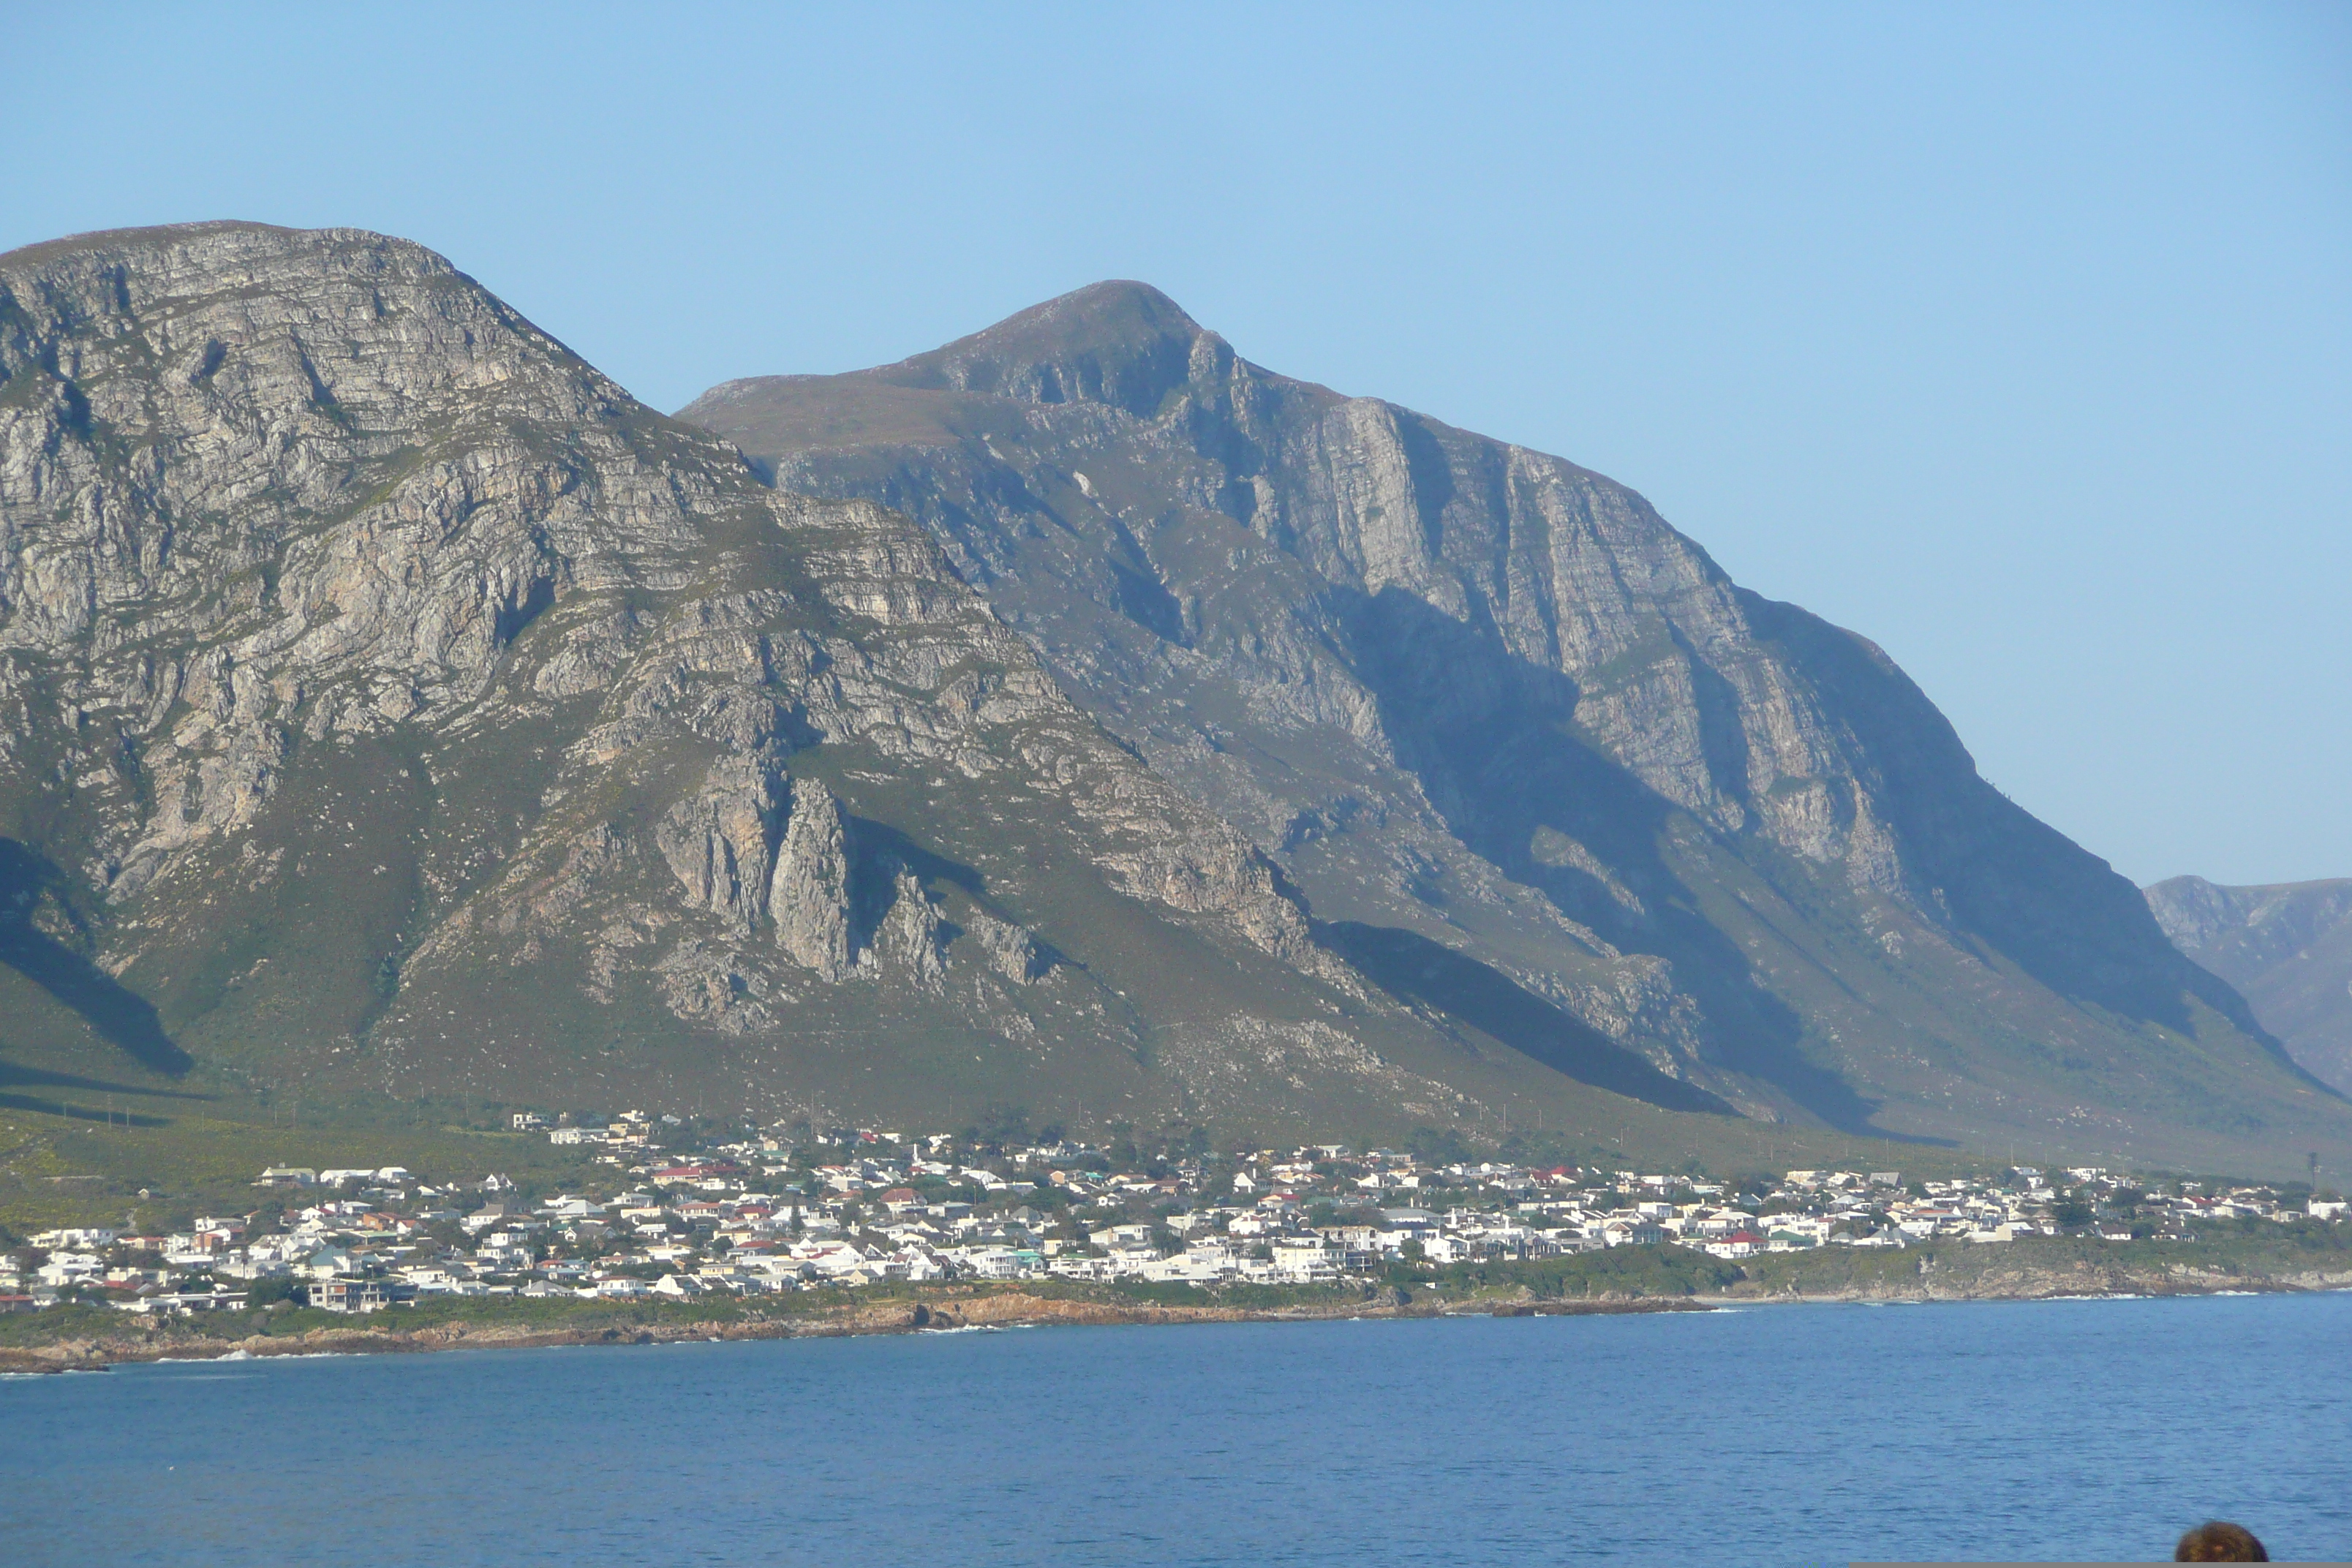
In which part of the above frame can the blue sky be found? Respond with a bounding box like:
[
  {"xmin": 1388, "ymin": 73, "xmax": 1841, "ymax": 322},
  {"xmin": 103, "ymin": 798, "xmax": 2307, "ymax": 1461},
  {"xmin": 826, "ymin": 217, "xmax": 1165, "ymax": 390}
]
[{"xmin": 13, "ymin": 4, "xmax": 2348, "ymax": 886}]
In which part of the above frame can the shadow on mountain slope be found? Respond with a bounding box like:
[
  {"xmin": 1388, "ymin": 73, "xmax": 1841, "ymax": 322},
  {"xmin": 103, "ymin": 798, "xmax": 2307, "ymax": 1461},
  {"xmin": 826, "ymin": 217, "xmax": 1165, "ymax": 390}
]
[
  {"xmin": 1341, "ymin": 587, "xmax": 1913, "ymax": 1137},
  {"xmin": 0, "ymin": 1092, "xmax": 175, "ymax": 1127},
  {"xmin": 1323, "ymin": 919, "xmax": 1735, "ymax": 1115},
  {"xmin": 0, "ymin": 1059, "xmax": 210, "ymax": 1100},
  {"xmin": 1338, "ymin": 580, "xmax": 2331, "ymax": 1126},
  {"xmin": 1742, "ymin": 592, "xmax": 2334, "ymax": 1098},
  {"xmin": 0, "ymin": 839, "xmax": 192, "ymax": 1077}
]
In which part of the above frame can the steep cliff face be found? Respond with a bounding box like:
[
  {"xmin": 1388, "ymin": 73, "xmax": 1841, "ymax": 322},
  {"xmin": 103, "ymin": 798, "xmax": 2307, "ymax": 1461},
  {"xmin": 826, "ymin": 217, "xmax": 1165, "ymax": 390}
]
[
  {"xmin": 0, "ymin": 225, "xmax": 1580, "ymax": 1141},
  {"xmin": 2149, "ymin": 875, "xmax": 2352, "ymax": 1095},
  {"xmin": 682, "ymin": 281, "xmax": 2348, "ymax": 1166}
]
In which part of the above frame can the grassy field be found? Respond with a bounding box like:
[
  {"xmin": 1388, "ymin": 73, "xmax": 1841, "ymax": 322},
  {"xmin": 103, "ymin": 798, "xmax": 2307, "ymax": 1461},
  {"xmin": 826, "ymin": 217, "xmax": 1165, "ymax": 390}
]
[{"xmin": 0, "ymin": 1103, "xmax": 602, "ymax": 1240}]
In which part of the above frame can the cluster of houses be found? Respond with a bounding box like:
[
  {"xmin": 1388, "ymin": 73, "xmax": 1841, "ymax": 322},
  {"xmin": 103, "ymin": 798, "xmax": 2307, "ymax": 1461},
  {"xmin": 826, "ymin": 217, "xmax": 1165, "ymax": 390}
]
[{"xmin": 1, "ymin": 1123, "xmax": 2341, "ymax": 1316}]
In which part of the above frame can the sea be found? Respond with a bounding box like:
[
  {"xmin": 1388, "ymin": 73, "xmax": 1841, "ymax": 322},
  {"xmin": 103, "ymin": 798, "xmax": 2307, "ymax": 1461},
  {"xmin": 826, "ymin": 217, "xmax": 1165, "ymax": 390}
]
[{"xmin": 3, "ymin": 1290, "xmax": 2346, "ymax": 1565}]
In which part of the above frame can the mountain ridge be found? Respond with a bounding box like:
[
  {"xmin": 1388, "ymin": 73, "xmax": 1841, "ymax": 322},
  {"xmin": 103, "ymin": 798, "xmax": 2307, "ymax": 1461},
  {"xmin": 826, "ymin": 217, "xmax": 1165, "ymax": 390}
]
[
  {"xmin": 683, "ymin": 276, "xmax": 2345, "ymax": 1170},
  {"xmin": 0, "ymin": 227, "xmax": 2340, "ymax": 1177},
  {"xmin": 0, "ymin": 222, "xmax": 1806, "ymax": 1163}
]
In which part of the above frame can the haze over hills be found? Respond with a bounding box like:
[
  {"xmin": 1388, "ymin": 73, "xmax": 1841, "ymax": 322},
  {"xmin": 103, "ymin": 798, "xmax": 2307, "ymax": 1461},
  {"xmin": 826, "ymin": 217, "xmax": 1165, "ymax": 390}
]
[
  {"xmin": 2146, "ymin": 875, "xmax": 2352, "ymax": 1098},
  {"xmin": 0, "ymin": 225, "xmax": 2341, "ymax": 1177}
]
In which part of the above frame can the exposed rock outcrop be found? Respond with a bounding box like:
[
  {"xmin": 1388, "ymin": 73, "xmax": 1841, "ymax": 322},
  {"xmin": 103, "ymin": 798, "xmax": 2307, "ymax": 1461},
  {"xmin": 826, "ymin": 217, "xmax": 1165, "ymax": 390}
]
[
  {"xmin": 657, "ymin": 756, "xmax": 786, "ymax": 938},
  {"xmin": 878, "ymin": 868, "xmax": 949, "ymax": 991},
  {"xmin": 964, "ymin": 909, "xmax": 1049, "ymax": 984},
  {"xmin": 770, "ymin": 777, "xmax": 854, "ymax": 979},
  {"xmin": 0, "ymin": 224, "xmax": 1508, "ymax": 1145}
]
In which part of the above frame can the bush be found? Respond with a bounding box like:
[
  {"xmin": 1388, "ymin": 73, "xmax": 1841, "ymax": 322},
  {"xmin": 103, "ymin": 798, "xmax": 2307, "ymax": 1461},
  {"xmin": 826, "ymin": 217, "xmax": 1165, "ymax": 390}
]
[
  {"xmin": 245, "ymin": 1276, "xmax": 302, "ymax": 1308},
  {"xmin": 1439, "ymin": 1245, "xmax": 1740, "ymax": 1300}
]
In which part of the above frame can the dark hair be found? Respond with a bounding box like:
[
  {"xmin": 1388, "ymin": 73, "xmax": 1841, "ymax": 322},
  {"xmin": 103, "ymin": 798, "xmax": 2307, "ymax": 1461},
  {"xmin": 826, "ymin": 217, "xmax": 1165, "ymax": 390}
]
[{"xmin": 2175, "ymin": 1520, "xmax": 2267, "ymax": 1561}]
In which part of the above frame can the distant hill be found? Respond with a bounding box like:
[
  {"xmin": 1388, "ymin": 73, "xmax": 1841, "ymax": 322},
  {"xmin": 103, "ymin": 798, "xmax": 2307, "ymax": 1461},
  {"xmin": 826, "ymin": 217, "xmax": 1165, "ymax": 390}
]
[{"xmin": 2146, "ymin": 875, "xmax": 2352, "ymax": 1095}]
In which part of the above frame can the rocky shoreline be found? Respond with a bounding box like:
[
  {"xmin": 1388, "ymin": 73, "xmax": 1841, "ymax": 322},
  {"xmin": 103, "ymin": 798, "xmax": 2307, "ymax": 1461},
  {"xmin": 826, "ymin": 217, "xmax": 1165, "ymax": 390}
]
[
  {"xmin": 0, "ymin": 1290, "xmax": 1672, "ymax": 1373},
  {"xmin": 6, "ymin": 1258, "xmax": 2348, "ymax": 1376}
]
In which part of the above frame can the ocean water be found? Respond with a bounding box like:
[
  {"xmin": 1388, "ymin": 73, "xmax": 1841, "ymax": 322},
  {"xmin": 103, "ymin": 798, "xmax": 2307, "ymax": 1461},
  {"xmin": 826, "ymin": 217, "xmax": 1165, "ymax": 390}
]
[{"xmin": 3, "ymin": 1292, "xmax": 2346, "ymax": 1565}]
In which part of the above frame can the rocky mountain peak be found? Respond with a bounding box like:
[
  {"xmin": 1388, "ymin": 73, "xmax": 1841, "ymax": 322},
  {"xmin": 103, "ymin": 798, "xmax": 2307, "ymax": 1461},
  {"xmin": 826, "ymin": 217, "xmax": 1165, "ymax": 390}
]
[
  {"xmin": 4, "ymin": 222, "xmax": 1499, "ymax": 1146},
  {"xmin": 869, "ymin": 279, "xmax": 1221, "ymax": 417},
  {"xmin": 4, "ymin": 219, "xmax": 445, "ymax": 281}
]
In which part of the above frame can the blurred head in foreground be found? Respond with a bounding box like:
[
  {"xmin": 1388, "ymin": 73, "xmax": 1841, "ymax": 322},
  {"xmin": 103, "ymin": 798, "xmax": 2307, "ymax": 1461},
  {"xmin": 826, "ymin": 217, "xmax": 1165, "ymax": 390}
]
[{"xmin": 2175, "ymin": 1520, "xmax": 2267, "ymax": 1561}]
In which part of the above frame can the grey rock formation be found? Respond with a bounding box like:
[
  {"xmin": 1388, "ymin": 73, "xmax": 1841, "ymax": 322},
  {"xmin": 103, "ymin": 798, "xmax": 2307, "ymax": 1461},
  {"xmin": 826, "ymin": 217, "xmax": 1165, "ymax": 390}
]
[
  {"xmin": 681, "ymin": 279, "xmax": 2351, "ymax": 1165},
  {"xmin": 0, "ymin": 224, "xmax": 1531, "ymax": 1145},
  {"xmin": 878, "ymin": 867, "xmax": 949, "ymax": 990},
  {"xmin": 965, "ymin": 908, "xmax": 1049, "ymax": 984},
  {"xmin": 657, "ymin": 755, "xmax": 786, "ymax": 938},
  {"xmin": 2148, "ymin": 875, "xmax": 2352, "ymax": 1095},
  {"xmin": 0, "ymin": 224, "xmax": 2341, "ymax": 1171},
  {"xmin": 771, "ymin": 777, "xmax": 855, "ymax": 979}
]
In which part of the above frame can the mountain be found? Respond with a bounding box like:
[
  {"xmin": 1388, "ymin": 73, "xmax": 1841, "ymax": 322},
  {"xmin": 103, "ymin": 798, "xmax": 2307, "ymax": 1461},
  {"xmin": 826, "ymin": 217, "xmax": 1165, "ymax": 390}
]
[
  {"xmin": 0, "ymin": 228, "xmax": 2340, "ymax": 1176},
  {"xmin": 681, "ymin": 280, "xmax": 2350, "ymax": 1175},
  {"xmin": 0, "ymin": 222, "xmax": 1794, "ymax": 1161},
  {"xmin": 2146, "ymin": 875, "xmax": 2352, "ymax": 1096}
]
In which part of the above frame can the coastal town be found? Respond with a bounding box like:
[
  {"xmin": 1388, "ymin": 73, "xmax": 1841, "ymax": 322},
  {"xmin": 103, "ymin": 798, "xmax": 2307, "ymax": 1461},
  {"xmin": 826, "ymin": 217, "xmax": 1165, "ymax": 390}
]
[{"xmin": 4, "ymin": 1114, "xmax": 2345, "ymax": 1317}]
